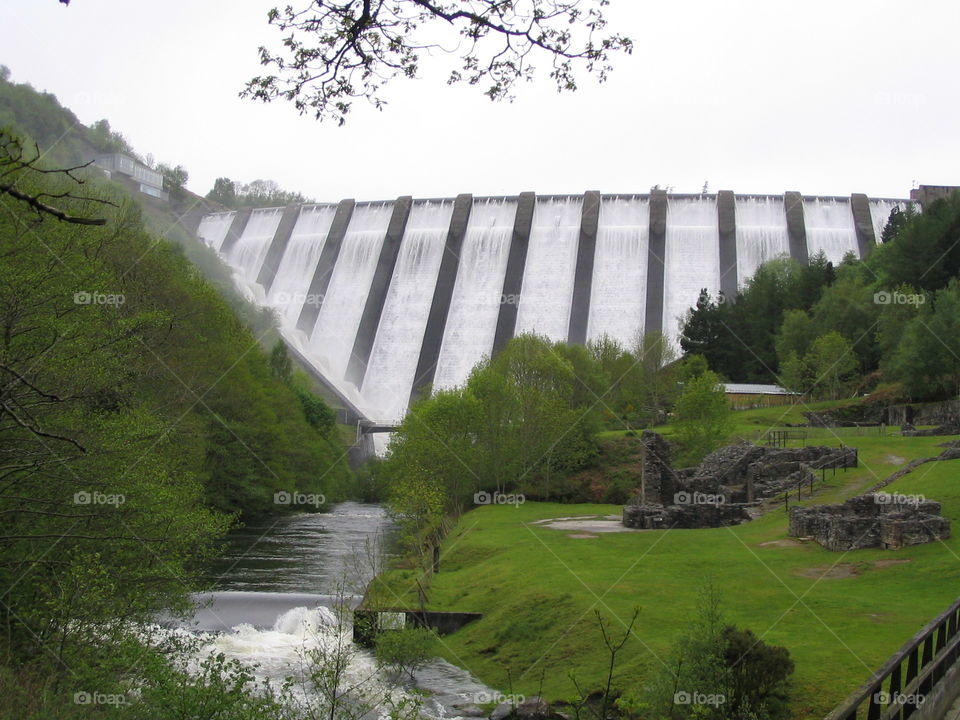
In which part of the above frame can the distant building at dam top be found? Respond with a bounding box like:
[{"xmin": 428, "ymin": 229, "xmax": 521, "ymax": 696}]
[{"xmin": 194, "ymin": 185, "xmax": 952, "ymax": 428}]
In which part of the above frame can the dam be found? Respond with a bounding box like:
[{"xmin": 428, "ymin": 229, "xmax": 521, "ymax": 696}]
[{"xmin": 196, "ymin": 190, "xmax": 910, "ymax": 426}]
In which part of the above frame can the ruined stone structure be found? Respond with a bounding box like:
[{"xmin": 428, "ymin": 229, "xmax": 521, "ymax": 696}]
[
  {"xmin": 690, "ymin": 442, "xmax": 857, "ymax": 502},
  {"xmin": 789, "ymin": 494, "xmax": 950, "ymax": 551},
  {"xmin": 622, "ymin": 435, "xmax": 856, "ymax": 530},
  {"xmin": 635, "ymin": 430, "xmax": 676, "ymax": 505},
  {"xmin": 622, "ymin": 502, "xmax": 750, "ymax": 530}
]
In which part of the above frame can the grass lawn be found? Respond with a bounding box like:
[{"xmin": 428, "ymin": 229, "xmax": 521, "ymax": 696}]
[{"xmin": 371, "ymin": 407, "xmax": 960, "ymax": 718}]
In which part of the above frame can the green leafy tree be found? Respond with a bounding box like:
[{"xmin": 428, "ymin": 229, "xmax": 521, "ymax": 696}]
[
  {"xmin": 887, "ymin": 280, "xmax": 960, "ymax": 399},
  {"xmin": 778, "ymin": 350, "xmax": 810, "ymax": 395},
  {"xmin": 270, "ymin": 339, "xmax": 293, "ymax": 382},
  {"xmin": 808, "ymin": 265, "xmax": 880, "ymax": 373},
  {"xmin": 635, "ymin": 585, "xmax": 793, "ymax": 720},
  {"xmin": 807, "ymin": 331, "xmax": 857, "ymax": 400},
  {"xmin": 673, "ymin": 370, "xmax": 733, "ymax": 466},
  {"xmin": 870, "ymin": 194, "xmax": 960, "ymax": 293},
  {"xmin": 775, "ymin": 309, "xmax": 815, "ymax": 365},
  {"xmin": 157, "ymin": 162, "xmax": 189, "ymax": 197},
  {"xmin": 207, "ymin": 176, "xmax": 238, "ymax": 207},
  {"xmin": 374, "ymin": 627, "xmax": 438, "ymax": 680}
]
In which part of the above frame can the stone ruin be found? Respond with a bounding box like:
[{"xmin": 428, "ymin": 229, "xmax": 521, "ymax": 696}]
[
  {"xmin": 622, "ymin": 432, "xmax": 859, "ymax": 531},
  {"xmin": 694, "ymin": 442, "xmax": 858, "ymax": 503},
  {"xmin": 789, "ymin": 494, "xmax": 950, "ymax": 551},
  {"xmin": 901, "ymin": 422, "xmax": 960, "ymax": 437}
]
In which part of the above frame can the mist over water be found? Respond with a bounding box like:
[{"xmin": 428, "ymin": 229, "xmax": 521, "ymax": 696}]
[{"xmin": 174, "ymin": 503, "xmax": 497, "ymax": 718}]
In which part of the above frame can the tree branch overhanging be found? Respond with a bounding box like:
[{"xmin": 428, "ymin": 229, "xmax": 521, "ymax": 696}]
[
  {"xmin": 0, "ymin": 131, "xmax": 114, "ymax": 226},
  {"xmin": 242, "ymin": 0, "xmax": 632, "ymax": 125}
]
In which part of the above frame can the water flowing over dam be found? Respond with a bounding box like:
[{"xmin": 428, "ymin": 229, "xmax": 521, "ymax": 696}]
[{"xmin": 196, "ymin": 190, "xmax": 911, "ymax": 425}]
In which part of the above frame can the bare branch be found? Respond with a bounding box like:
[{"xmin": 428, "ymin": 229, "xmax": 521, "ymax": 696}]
[{"xmin": 242, "ymin": 0, "xmax": 632, "ymax": 124}]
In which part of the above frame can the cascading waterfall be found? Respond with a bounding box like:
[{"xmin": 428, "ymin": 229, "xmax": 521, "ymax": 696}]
[
  {"xmin": 514, "ymin": 197, "xmax": 583, "ymax": 341},
  {"xmin": 197, "ymin": 189, "xmax": 918, "ymax": 427},
  {"xmin": 433, "ymin": 199, "xmax": 516, "ymax": 390},
  {"xmin": 802, "ymin": 198, "xmax": 859, "ymax": 264},
  {"xmin": 196, "ymin": 211, "xmax": 236, "ymax": 251},
  {"xmin": 735, "ymin": 196, "xmax": 791, "ymax": 286},
  {"xmin": 362, "ymin": 201, "xmax": 453, "ymax": 423},
  {"xmin": 663, "ymin": 197, "xmax": 720, "ymax": 343},
  {"xmin": 869, "ymin": 199, "xmax": 908, "ymax": 243},
  {"xmin": 586, "ymin": 196, "xmax": 649, "ymax": 347},
  {"xmin": 170, "ymin": 504, "xmax": 498, "ymax": 717},
  {"xmin": 227, "ymin": 207, "xmax": 286, "ymax": 300},
  {"xmin": 307, "ymin": 202, "xmax": 394, "ymax": 384},
  {"xmin": 266, "ymin": 204, "xmax": 338, "ymax": 328}
]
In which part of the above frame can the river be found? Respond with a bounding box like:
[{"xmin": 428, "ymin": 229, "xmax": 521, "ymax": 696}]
[{"xmin": 174, "ymin": 502, "xmax": 498, "ymax": 718}]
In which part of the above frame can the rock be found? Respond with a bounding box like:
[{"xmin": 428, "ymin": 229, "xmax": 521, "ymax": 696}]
[
  {"xmin": 940, "ymin": 447, "xmax": 960, "ymax": 461},
  {"xmin": 515, "ymin": 697, "xmax": 552, "ymax": 720},
  {"xmin": 455, "ymin": 706, "xmax": 487, "ymax": 718},
  {"xmin": 490, "ymin": 702, "xmax": 513, "ymax": 720}
]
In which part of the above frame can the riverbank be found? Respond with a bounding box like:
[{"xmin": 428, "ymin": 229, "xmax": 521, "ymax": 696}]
[{"xmin": 368, "ymin": 432, "xmax": 960, "ymax": 718}]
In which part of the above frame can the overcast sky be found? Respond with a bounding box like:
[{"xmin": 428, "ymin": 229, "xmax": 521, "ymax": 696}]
[{"xmin": 4, "ymin": 0, "xmax": 958, "ymax": 202}]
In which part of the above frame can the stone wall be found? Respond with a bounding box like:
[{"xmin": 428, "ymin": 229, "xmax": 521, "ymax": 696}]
[
  {"xmin": 623, "ymin": 502, "xmax": 750, "ymax": 530},
  {"xmin": 621, "ymin": 436, "xmax": 854, "ymax": 530},
  {"xmin": 636, "ymin": 430, "xmax": 676, "ymax": 505},
  {"xmin": 788, "ymin": 494, "xmax": 950, "ymax": 551},
  {"xmin": 690, "ymin": 443, "xmax": 857, "ymax": 502}
]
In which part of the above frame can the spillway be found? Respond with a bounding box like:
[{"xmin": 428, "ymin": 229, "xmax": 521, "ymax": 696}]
[
  {"xmin": 433, "ymin": 199, "xmax": 516, "ymax": 391},
  {"xmin": 735, "ymin": 196, "xmax": 791, "ymax": 286},
  {"xmin": 514, "ymin": 197, "xmax": 583, "ymax": 341},
  {"xmin": 869, "ymin": 199, "xmax": 907, "ymax": 243},
  {"xmin": 197, "ymin": 188, "xmax": 919, "ymax": 426},
  {"xmin": 266, "ymin": 204, "xmax": 338, "ymax": 327},
  {"xmin": 586, "ymin": 197, "xmax": 649, "ymax": 348},
  {"xmin": 361, "ymin": 201, "xmax": 453, "ymax": 423},
  {"xmin": 197, "ymin": 211, "xmax": 236, "ymax": 251},
  {"xmin": 227, "ymin": 208, "xmax": 285, "ymax": 292},
  {"xmin": 663, "ymin": 197, "xmax": 720, "ymax": 344},
  {"xmin": 802, "ymin": 198, "xmax": 859, "ymax": 264},
  {"xmin": 306, "ymin": 202, "xmax": 393, "ymax": 383}
]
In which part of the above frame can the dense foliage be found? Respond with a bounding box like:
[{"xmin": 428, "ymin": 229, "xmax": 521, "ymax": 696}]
[
  {"xmin": 672, "ymin": 370, "xmax": 733, "ymax": 466},
  {"xmin": 625, "ymin": 587, "xmax": 794, "ymax": 720},
  {"xmin": 679, "ymin": 195, "xmax": 960, "ymax": 402},
  {"xmin": 382, "ymin": 332, "xmax": 689, "ymax": 557},
  {"xmin": 206, "ymin": 177, "xmax": 311, "ymax": 209},
  {"xmin": 0, "ymin": 124, "xmax": 353, "ymax": 711},
  {"xmin": 679, "ymin": 253, "xmax": 836, "ymax": 383}
]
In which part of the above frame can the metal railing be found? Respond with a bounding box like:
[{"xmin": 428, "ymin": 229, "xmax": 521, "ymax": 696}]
[{"xmin": 826, "ymin": 596, "xmax": 960, "ymax": 719}]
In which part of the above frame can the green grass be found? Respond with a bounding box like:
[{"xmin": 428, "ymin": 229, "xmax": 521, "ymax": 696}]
[{"xmin": 371, "ymin": 426, "xmax": 960, "ymax": 718}]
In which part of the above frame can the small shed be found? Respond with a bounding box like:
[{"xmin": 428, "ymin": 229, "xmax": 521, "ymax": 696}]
[{"xmin": 724, "ymin": 383, "xmax": 797, "ymax": 409}]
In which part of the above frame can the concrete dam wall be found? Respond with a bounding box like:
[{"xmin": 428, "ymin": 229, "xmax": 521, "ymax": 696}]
[{"xmin": 196, "ymin": 191, "xmax": 910, "ymax": 426}]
